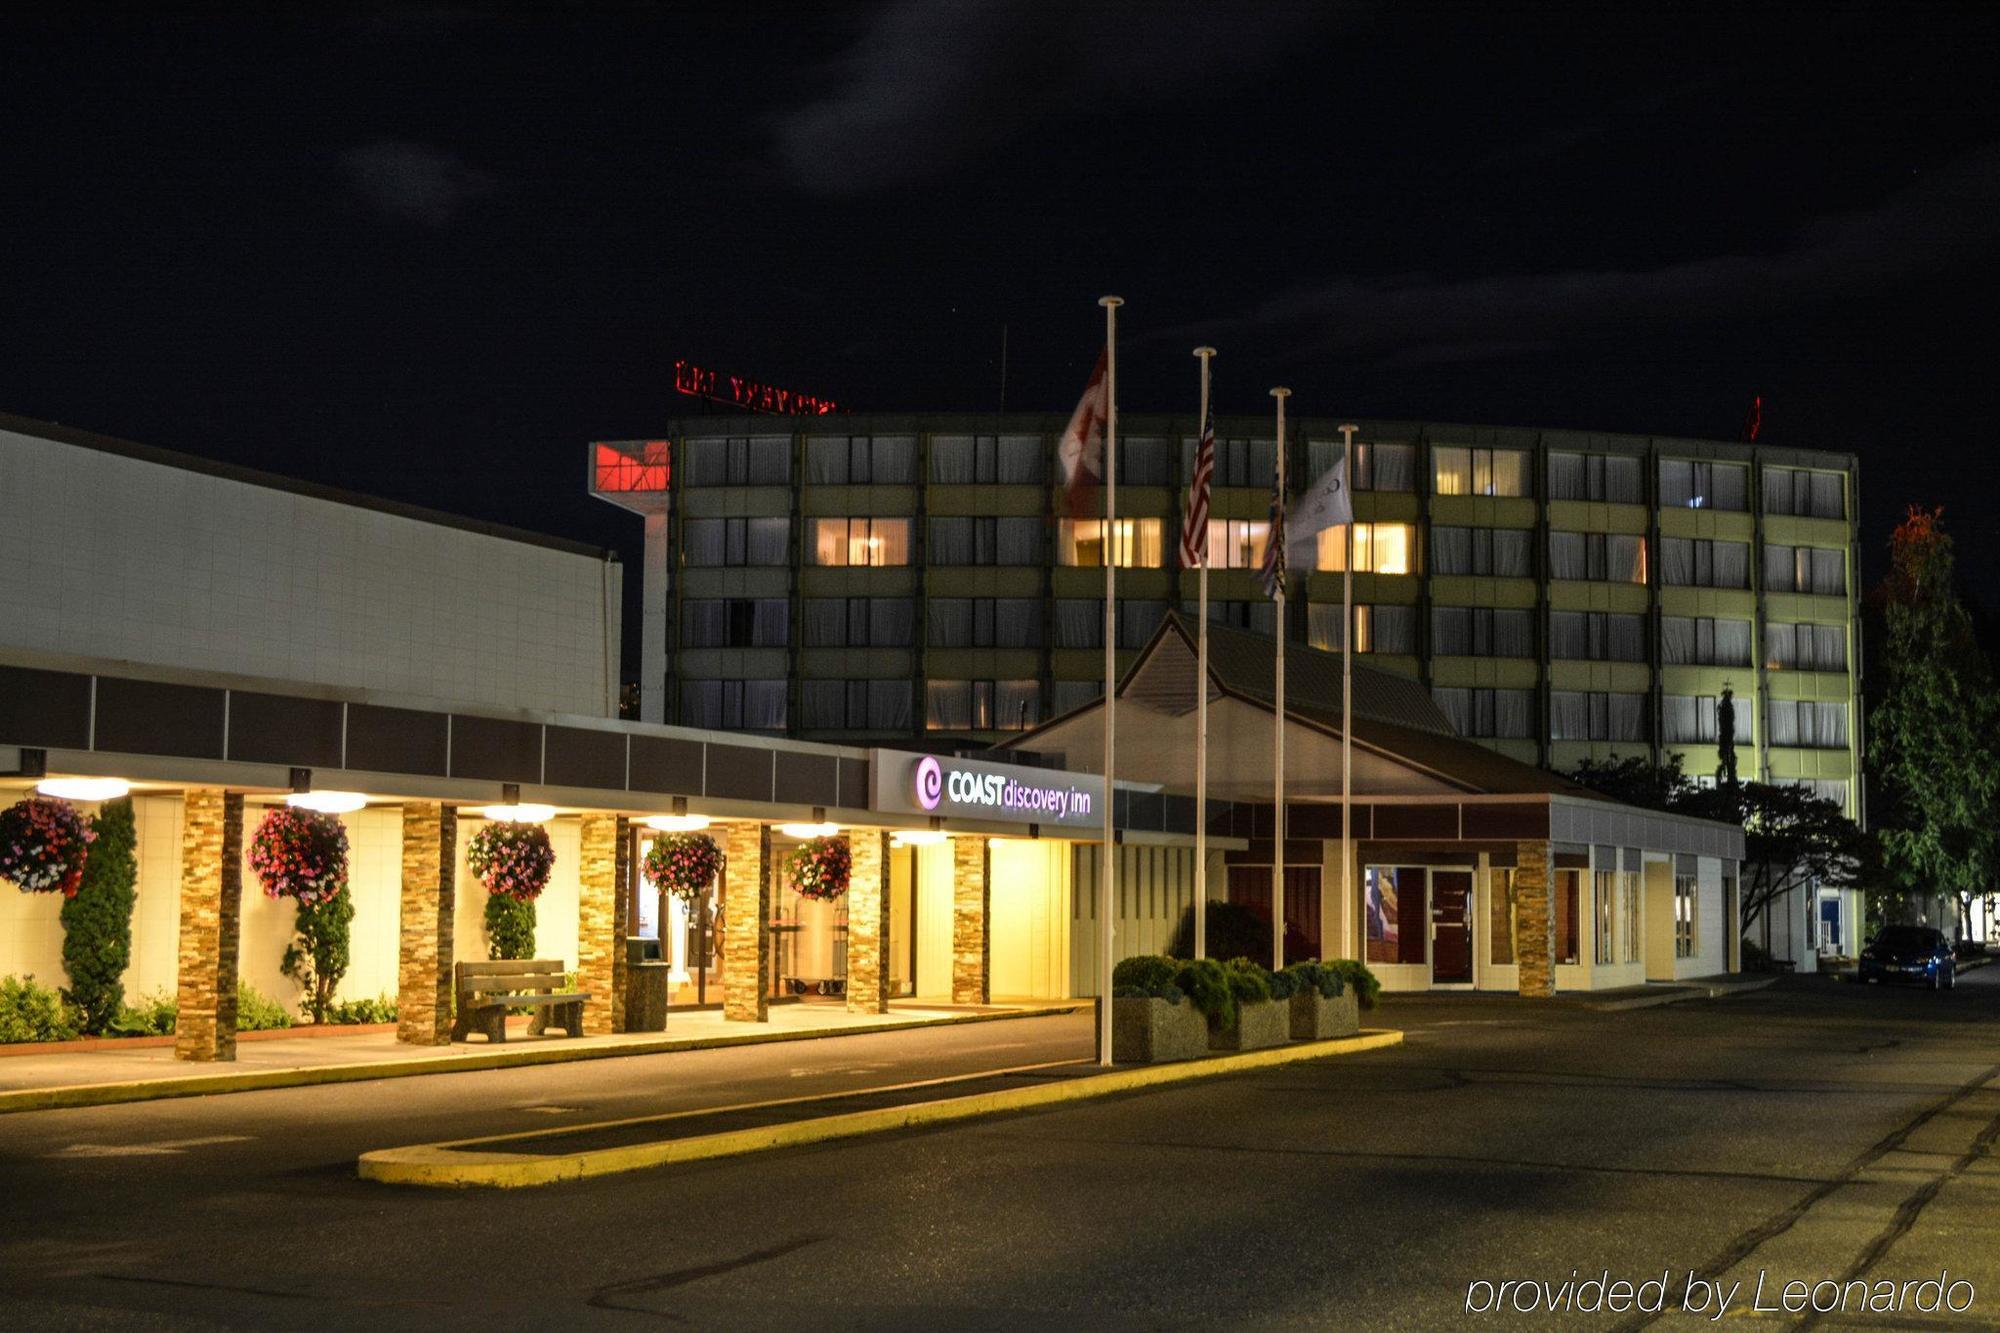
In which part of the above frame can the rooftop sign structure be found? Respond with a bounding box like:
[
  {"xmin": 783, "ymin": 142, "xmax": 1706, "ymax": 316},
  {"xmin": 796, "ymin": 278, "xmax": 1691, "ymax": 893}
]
[
  {"xmin": 871, "ymin": 749, "xmax": 1104, "ymax": 831},
  {"xmin": 673, "ymin": 359, "xmax": 840, "ymax": 416}
]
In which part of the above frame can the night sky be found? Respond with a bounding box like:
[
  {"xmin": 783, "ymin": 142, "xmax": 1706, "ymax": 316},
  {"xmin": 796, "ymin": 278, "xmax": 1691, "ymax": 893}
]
[{"xmin": 6, "ymin": 2, "xmax": 1999, "ymax": 667}]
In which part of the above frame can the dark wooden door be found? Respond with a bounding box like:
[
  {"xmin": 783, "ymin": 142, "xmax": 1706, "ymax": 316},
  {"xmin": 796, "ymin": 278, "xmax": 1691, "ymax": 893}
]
[
  {"xmin": 1431, "ymin": 870, "xmax": 1473, "ymax": 984},
  {"xmin": 1226, "ymin": 866, "xmax": 1322, "ymax": 963}
]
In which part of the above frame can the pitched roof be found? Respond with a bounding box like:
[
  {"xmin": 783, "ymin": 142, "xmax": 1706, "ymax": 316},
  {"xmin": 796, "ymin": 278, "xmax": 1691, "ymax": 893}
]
[{"xmin": 1098, "ymin": 612, "xmax": 1608, "ymax": 800}]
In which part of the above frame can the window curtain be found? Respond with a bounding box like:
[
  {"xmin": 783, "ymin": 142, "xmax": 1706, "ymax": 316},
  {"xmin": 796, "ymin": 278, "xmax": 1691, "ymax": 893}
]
[
  {"xmin": 1550, "ymin": 691, "xmax": 1589, "ymax": 740},
  {"xmin": 1763, "ymin": 466, "xmax": 1795, "ymax": 514},
  {"xmin": 1371, "ymin": 443, "xmax": 1415, "ymax": 491},
  {"xmin": 1051, "ymin": 680, "xmax": 1101, "ymax": 715},
  {"xmin": 994, "ymin": 435, "xmax": 1043, "ymax": 484},
  {"xmin": 929, "ymin": 517, "xmax": 973, "ymax": 564},
  {"xmin": 744, "ymin": 442, "xmax": 790, "ymax": 485},
  {"xmin": 1604, "ymin": 456, "xmax": 1642, "ymax": 502},
  {"xmin": 868, "ymin": 681, "xmax": 913, "ymax": 730},
  {"xmin": 1808, "ymin": 548, "xmax": 1845, "ymax": 595},
  {"xmin": 1607, "ymin": 693, "xmax": 1646, "ymax": 741},
  {"xmin": 742, "ymin": 681, "xmax": 787, "ymax": 730},
  {"xmin": 683, "ymin": 520, "xmax": 724, "ymax": 565},
  {"xmin": 1367, "ymin": 605, "xmax": 1416, "ymax": 654},
  {"xmin": 1809, "ymin": 472, "xmax": 1843, "ymax": 518},
  {"xmin": 1608, "ymin": 535, "xmax": 1646, "ymax": 583},
  {"xmin": 746, "ymin": 518, "xmax": 789, "ymax": 565},
  {"xmin": 1432, "ymin": 527, "xmax": 1472, "ymax": 575},
  {"xmin": 1548, "ymin": 531, "xmax": 1585, "ymax": 580},
  {"xmin": 752, "ymin": 600, "xmax": 789, "ymax": 646},
  {"xmin": 928, "ymin": 599, "xmax": 972, "ymax": 647},
  {"xmin": 1606, "ymin": 614, "xmax": 1645, "ymax": 661},
  {"xmin": 1811, "ymin": 624, "xmax": 1846, "ymax": 669},
  {"xmin": 1663, "ymin": 696, "xmax": 1704, "ymax": 743},
  {"xmin": 802, "ymin": 599, "xmax": 847, "ymax": 647},
  {"xmin": 679, "ymin": 600, "xmax": 722, "ymax": 648},
  {"xmin": 1709, "ymin": 464, "xmax": 1747, "ymax": 511},
  {"xmin": 1659, "ymin": 460, "xmax": 1694, "ymax": 508},
  {"xmin": 930, "ymin": 436, "xmax": 975, "ymax": 483},
  {"xmin": 1711, "ymin": 541, "xmax": 1748, "ymax": 589},
  {"xmin": 799, "ymin": 681, "xmax": 846, "ymax": 727},
  {"xmin": 994, "ymin": 680, "xmax": 1041, "ymax": 730},
  {"xmin": 1432, "ymin": 687, "xmax": 1472, "ymax": 734},
  {"xmin": 872, "ymin": 435, "xmax": 917, "ymax": 483},
  {"xmin": 1548, "ymin": 453, "xmax": 1586, "ymax": 500},
  {"xmin": 1493, "ymin": 689, "xmax": 1533, "ymax": 738},
  {"xmin": 869, "ymin": 598, "xmax": 913, "ymax": 646},
  {"xmin": 995, "ymin": 517, "xmax": 1041, "ymax": 564},
  {"xmin": 1712, "ymin": 619, "xmax": 1751, "ymax": 665},
  {"xmin": 1550, "ymin": 612, "xmax": 1587, "ymax": 659},
  {"xmin": 1432, "ymin": 608, "xmax": 1471, "ymax": 655},
  {"xmin": 805, "ymin": 437, "xmax": 848, "ymax": 484},
  {"xmin": 925, "ymin": 682, "xmax": 971, "ymax": 730},
  {"xmin": 1660, "ymin": 537, "xmax": 1693, "ymax": 585},
  {"xmin": 1496, "ymin": 608, "xmax": 1536, "ymax": 656},
  {"xmin": 1307, "ymin": 603, "xmax": 1343, "ymax": 651},
  {"xmin": 1660, "ymin": 616, "xmax": 1696, "ymax": 665},
  {"xmin": 1487, "ymin": 450, "xmax": 1530, "ymax": 497},
  {"xmin": 1054, "ymin": 599, "xmax": 1101, "ymax": 648},
  {"xmin": 1118, "ymin": 600, "xmax": 1168, "ymax": 648},
  {"xmin": 1433, "ymin": 446, "xmax": 1471, "ymax": 495},
  {"xmin": 1491, "ymin": 529, "xmax": 1530, "ymax": 576},
  {"xmin": 1764, "ymin": 544, "xmax": 1796, "ymax": 592},
  {"xmin": 1121, "ymin": 437, "xmax": 1169, "ymax": 485},
  {"xmin": 993, "ymin": 599, "xmax": 1041, "ymax": 648}
]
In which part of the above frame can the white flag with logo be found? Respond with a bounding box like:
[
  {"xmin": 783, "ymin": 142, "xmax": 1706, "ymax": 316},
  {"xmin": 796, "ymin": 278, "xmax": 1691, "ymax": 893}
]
[{"xmin": 1285, "ymin": 456, "xmax": 1353, "ymax": 568}]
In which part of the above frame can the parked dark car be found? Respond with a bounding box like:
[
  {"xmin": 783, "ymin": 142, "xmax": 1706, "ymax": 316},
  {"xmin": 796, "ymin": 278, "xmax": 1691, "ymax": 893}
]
[{"xmin": 1858, "ymin": 926, "xmax": 1957, "ymax": 990}]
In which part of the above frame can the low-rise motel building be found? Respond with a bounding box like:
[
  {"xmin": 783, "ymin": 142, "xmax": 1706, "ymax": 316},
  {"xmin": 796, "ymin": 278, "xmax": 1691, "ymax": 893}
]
[{"xmin": 0, "ymin": 412, "xmax": 1741, "ymax": 1059}]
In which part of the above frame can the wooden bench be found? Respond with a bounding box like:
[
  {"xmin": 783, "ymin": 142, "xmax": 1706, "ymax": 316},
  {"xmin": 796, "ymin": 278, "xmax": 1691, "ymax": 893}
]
[{"xmin": 451, "ymin": 960, "xmax": 590, "ymax": 1043}]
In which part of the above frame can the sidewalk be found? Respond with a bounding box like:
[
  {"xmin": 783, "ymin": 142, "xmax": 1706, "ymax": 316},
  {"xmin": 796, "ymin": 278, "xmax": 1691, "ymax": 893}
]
[{"xmin": 0, "ymin": 999, "xmax": 1089, "ymax": 1115}]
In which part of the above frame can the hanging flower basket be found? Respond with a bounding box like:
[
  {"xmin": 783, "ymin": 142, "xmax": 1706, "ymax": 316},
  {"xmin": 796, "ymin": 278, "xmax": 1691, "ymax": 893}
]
[
  {"xmin": 786, "ymin": 836, "xmax": 850, "ymax": 902},
  {"xmin": 469, "ymin": 820, "xmax": 555, "ymax": 902},
  {"xmin": 643, "ymin": 832, "xmax": 722, "ymax": 903},
  {"xmin": 249, "ymin": 806, "xmax": 349, "ymax": 906},
  {"xmin": 0, "ymin": 796, "xmax": 95, "ymax": 898}
]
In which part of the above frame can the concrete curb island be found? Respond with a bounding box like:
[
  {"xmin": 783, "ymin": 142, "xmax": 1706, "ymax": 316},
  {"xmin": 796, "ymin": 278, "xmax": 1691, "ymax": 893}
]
[
  {"xmin": 358, "ymin": 1028, "xmax": 1407, "ymax": 1188},
  {"xmin": 0, "ymin": 1002, "xmax": 1092, "ymax": 1116}
]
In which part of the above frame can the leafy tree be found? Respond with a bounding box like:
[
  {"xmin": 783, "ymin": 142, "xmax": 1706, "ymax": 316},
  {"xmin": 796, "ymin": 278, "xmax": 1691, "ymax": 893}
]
[
  {"xmin": 1869, "ymin": 508, "xmax": 2000, "ymax": 934},
  {"xmin": 1566, "ymin": 759, "xmax": 1868, "ymax": 936},
  {"xmin": 60, "ymin": 797, "xmax": 137, "ymax": 1034},
  {"xmin": 281, "ymin": 891, "xmax": 353, "ymax": 1023}
]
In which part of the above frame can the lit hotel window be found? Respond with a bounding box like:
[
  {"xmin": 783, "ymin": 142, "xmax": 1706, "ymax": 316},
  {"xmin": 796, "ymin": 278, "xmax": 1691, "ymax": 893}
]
[
  {"xmin": 1433, "ymin": 447, "xmax": 1529, "ymax": 497},
  {"xmin": 1204, "ymin": 519, "xmax": 1270, "ymax": 569},
  {"xmin": 811, "ymin": 517, "xmax": 911, "ymax": 567},
  {"xmin": 1058, "ymin": 518, "xmax": 1164, "ymax": 568},
  {"xmin": 1312, "ymin": 523, "xmax": 1413, "ymax": 574}
]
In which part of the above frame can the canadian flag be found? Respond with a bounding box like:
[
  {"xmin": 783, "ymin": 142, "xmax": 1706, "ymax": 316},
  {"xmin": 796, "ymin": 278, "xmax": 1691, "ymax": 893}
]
[{"xmin": 1057, "ymin": 347, "xmax": 1109, "ymax": 518}]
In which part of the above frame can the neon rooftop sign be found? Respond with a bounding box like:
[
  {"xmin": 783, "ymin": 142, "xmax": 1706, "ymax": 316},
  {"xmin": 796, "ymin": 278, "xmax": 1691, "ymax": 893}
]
[{"xmin": 673, "ymin": 359, "xmax": 841, "ymax": 416}]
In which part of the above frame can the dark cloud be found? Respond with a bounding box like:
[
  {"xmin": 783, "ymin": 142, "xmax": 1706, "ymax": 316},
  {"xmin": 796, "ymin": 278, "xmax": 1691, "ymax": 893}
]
[
  {"xmin": 339, "ymin": 140, "xmax": 497, "ymax": 227},
  {"xmin": 766, "ymin": 0, "xmax": 1333, "ymax": 194},
  {"xmin": 1184, "ymin": 144, "xmax": 2000, "ymax": 365}
]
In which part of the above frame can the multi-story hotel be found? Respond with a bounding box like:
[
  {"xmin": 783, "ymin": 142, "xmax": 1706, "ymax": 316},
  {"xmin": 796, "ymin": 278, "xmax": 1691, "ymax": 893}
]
[{"xmin": 593, "ymin": 414, "xmax": 1863, "ymax": 831}]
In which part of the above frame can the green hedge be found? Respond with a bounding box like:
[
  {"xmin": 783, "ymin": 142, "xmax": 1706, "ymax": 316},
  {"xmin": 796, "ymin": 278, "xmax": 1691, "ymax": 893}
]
[
  {"xmin": 61, "ymin": 797, "xmax": 137, "ymax": 1034},
  {"xmin": 0, "ymin": 976, "xmax": 79, "ymax": 1043},
  {"xmin": 1113, "ymin": 953, "xmax": 1383, "ymax": 1027}
]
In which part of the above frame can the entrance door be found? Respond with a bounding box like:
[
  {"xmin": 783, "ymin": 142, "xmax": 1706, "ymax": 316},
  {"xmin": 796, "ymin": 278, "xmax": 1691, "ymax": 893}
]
[{"xmin": 1431, "ymin": 870, "xmax": 1473, "ymax": 985}]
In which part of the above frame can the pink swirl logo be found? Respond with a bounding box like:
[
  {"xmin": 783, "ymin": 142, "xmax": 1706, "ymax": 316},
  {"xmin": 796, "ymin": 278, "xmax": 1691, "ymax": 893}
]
[{"xmin": 914, "ymin": 756, "xmax": 944, "ymax": 810}]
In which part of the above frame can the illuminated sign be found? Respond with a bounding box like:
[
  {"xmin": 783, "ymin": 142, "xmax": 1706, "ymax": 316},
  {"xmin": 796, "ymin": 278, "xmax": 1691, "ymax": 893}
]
[
  {"xmin": 872, "ymin": 750, "xmax": 1103, "ymax": 831},
  {"xmin": 592, "ymin": 440, "xmax": 671, "ymax": 494},
  {"xmin": 673, "ymin": 360, "xmax": 840, "ymax": 416}
]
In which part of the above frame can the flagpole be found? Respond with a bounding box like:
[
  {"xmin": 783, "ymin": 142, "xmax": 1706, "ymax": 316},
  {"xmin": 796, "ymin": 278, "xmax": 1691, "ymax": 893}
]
[
  {"xmin": 1098, "ymin": 294, "xmax": 1122, "ymax": 1067},
  {"xmin": 1338, "ymin": 423, "xmax": 1358, "ymax": 963},
  {"xmin": 1270, "ymin": 386, "xmax": 1290, "ymax": 972},
  {"xmin": 1193, "ymin": 347, "xmax": 1215, "ymax": 960}
]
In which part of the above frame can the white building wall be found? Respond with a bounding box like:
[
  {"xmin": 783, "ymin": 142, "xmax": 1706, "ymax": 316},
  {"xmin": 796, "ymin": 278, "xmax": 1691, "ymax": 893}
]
[{"xmin": 0, "ymin": 423, "xmax": 618, "ymax": 716}]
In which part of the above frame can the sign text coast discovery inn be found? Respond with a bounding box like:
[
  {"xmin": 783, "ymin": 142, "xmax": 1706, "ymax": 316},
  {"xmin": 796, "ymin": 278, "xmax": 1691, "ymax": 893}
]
[{"xmin": 877, "ymin": 752, "xmax": 1102, "ymax": 830}]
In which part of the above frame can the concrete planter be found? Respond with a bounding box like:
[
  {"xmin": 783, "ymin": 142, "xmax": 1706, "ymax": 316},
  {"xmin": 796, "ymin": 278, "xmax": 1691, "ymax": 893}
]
[
  {"xmin": 1290, "ymin": 988, "xmax": 1360, "ymax": 1040},
  {"xmin": 1209, "ymin": 997, "xmax": 1289, "ymax": 1052},
  {"xmin": 1112, "ymin": 996, "xmax": 1209, "ymax": 1064}
]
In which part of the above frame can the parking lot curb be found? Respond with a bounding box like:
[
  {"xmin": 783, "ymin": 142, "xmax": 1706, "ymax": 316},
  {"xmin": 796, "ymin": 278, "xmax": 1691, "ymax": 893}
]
[
  {"xmin": 1584, "ymin": 974, "xmax": 1780, "ymax": 1011},
  {"xmin": 358, "ymin": 1027, "xmax": 1407, "ymax": 1188},
  {"xmin": 0, "ymin": 1002, "xmax": 1092, "ymax": 1117}
]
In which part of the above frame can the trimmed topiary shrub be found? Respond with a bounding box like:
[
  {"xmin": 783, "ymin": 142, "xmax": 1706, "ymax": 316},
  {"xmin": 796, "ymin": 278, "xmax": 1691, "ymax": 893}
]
[
  {"xmin": 1326, "ymin": 959, "xmax": 1382, "ymax": 1010},
  {"xmin": 485, "ymin": 894, "xmax": 538, "ymax": 961},
  {"xmin": 0, "ymin": 975, "xmax": 79, "ymax": 1043},
  {"xmin": 282, "ymin": 891, "xmax": 353, "ymax": 1023},
  {"xmin": 61, "ymin": 797, "xmax": 137, "ymax": 1034},
  {"xmin": 1283, "ymin": 960, "xmax": 1346, "ymax": 1000},
  {"xmin": 1221, "ymin": 956, "xmax": 1275, "ymax": 1006},
  {"xmin": 1111, "ymin": 954, "xmax": 1181, "ymax": 992},
  {"xmin": 1171, "ymin": 957, "xmax": 1236, "ymax": 1032}
]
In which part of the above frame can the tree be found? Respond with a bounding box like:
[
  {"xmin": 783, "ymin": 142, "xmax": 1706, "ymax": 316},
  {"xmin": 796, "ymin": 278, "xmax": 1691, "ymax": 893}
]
[
  {"xmin": 1566, "ymin": 754, "xmax": 1694, "ymax": 810},
  {"xmin": 60, "ymin": 797, "xmax": 137, "ymax": 1034},
  {"xmin": 1869, "ymin": 508, "xmax": 2000, "ymax": 935},
  {"xmin": 485, "ymin": 895, "xmax": 537, "ymax": 960},
  {"xmin": 281, "ymin": 892, "xmax": 353, "ymax": 1024}
]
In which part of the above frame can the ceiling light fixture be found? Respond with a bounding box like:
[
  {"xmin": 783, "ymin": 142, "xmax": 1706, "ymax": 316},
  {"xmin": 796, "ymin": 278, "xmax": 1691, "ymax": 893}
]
[
  {"xmin": 889, "ymin": 829, "xmax": 948, "ymax": 847},
  {"xmin": 285, "ymin": 790, "xmax": 369, "ymax": 815},
  {"xmin": 35, "ymin": 777, "xmax": 131, "ymax": 801},
  {"xmin": 479, "ymin": 803, "xmax": 557, "ymax": 823},
  {"xmin": 643, "ymin": 814, "xmax": 711, "ymax": 833},
  {"xmin": 776, "ymin": 822, "xmax": 840, "ymax": 840}
]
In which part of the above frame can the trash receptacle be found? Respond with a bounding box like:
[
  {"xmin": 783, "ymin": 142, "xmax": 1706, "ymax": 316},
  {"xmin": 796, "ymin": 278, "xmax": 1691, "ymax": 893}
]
[{"xmin": 626, "ymin": 960, "xmax": 670, "ymax": 1032}]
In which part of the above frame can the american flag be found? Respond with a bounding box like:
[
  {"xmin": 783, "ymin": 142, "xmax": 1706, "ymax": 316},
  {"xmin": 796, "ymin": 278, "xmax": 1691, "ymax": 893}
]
[
  {"xmin": 1178, "ymin": 407, "xmax": 1215, "ymax": 569},
  {"xmin": 1257, "ymin": 443, "xmax": 1286, "ymax": 600}
]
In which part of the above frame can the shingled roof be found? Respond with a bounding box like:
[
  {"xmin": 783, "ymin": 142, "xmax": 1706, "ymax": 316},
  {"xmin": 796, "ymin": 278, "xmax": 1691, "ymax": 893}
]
[{"xmin": 1100, "ymin": 612, "xmax": 1608, "ymax": 800}]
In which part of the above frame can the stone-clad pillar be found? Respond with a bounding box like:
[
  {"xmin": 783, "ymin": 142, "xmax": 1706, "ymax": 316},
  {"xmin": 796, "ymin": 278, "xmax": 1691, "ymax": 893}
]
[
  {"xmin": 174, "ymin": 789, "xmax": 243, "ymax": 1062},
  {"xmin": 723, "ymin": 821, "xmax": 771, "ymax": 1022},
  {"xmin": 846, "ymin": 829, "xmax": 891, "ymax": 1015},
  {"xmin": 396, "ymin": 803, "xmax": 457, "ymax": 1045},
  {"xmin": 952, "ymin": 835, "xmax": 991, "ymax": 1005},
  {"xmin": 1516, "ymin": 841, "xmax": 1555, "ymax": 998},
  {"xmin": 578, "ymin": 813, "xmax": 632, "ymax": 1036}
]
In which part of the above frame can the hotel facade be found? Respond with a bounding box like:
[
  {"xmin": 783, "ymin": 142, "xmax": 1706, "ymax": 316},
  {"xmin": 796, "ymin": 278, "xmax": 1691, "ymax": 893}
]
[{"xmin": 594, "ymin": 413, "xmax": 1863, "ymax": 826}]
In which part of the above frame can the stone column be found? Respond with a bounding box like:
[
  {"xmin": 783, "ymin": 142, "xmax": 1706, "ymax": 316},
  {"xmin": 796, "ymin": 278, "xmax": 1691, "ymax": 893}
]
[
  {"xmin": 722, "ymin": 821, "xmax": 771, "ymax": 1022},
  {"xmin": 396, "ymin": 802, "xmax": 457, "ymax": 1045},
  {"xmin": 174, "ymin": 789, "xmax": 243, "ymax": 1062},
  {"xmin": 1516, "ymin": 841, "xmax": 1556, "ymax": 998},
  {"xmin": 578, "ymin": 813, "xmax": 632, "ymax": 1036},
  {"xmin": 846, "ymin": 829, "xmax": 891, "ymax": 1015},
  {"xmin": 952, "ymin": 835, "xmax": 991, "ymax": 1005}
]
